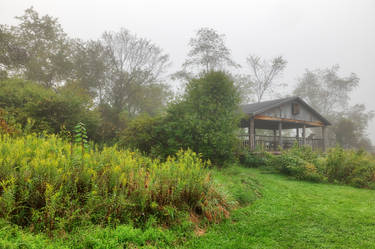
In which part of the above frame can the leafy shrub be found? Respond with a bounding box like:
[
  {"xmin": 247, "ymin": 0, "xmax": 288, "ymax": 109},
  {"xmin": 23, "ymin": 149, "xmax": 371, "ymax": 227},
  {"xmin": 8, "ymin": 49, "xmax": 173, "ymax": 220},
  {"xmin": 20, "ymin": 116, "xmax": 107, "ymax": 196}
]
[
  {"xmin": 325, "ymin": 147, "xmax": 375, "ymax": 188},
  {"xmin": 120, "ymin": 115, "xmax": 170, "ymax": 159},
  {"xmin": 121, "ymin": 72, "xmax": 241, "ymax": 166},
  {"xmin": 238, "ymin": 151, "xmax": 271, "ymax": 168},
  {"xmin": 0, "ymin": 78, "xmax": 100, "ymax": 138},
  {"xmin": 0, "ymin": 134, "xmax": 234, "ymax": 233},
  {"xmin": 262, "ymin": 144, "xmax": 375, "ymax": 187}
]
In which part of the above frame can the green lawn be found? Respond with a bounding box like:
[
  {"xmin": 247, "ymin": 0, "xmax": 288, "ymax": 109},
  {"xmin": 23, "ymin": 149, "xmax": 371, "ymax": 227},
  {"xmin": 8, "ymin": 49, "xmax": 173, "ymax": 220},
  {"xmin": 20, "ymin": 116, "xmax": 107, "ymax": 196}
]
[{"xmin": 183, "ymin": 167, "xmax": 375, "ymax": 249}]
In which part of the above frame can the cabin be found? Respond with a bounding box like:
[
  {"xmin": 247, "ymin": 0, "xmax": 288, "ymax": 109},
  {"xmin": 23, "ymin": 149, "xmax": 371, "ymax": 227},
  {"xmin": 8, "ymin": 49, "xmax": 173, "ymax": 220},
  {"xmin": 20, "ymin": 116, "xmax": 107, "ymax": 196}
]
[{"xmin": 239, "ymin": 97, "xmax": 331, "ymax": 152}]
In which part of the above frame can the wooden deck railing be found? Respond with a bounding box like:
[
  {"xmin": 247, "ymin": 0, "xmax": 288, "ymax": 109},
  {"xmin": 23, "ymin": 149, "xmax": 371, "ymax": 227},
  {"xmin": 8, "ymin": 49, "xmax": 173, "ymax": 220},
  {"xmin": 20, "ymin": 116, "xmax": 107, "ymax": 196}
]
[{"xmin": 239, "ymin": 134, "xmax": 324, "ymax": 151}]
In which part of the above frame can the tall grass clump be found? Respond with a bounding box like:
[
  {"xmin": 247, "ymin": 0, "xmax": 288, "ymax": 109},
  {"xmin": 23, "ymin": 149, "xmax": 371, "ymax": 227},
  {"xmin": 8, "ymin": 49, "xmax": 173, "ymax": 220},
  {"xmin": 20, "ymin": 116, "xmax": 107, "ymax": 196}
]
[
  {"xmin": 252, "ymin": 144, "xmax": 375, "ymax": 188},
  {"xmin": 0, "ymin": 134, "xmax": 234, "ymax": 234}
]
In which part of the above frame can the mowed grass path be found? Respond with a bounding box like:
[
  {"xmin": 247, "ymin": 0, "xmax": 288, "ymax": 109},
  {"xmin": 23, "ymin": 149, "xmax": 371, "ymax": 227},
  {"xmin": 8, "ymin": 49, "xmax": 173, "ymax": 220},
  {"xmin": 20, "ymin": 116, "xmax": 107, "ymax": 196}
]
[{"xmin": 183, "ymin": 167, "xmax": 375, "ymax": 249}]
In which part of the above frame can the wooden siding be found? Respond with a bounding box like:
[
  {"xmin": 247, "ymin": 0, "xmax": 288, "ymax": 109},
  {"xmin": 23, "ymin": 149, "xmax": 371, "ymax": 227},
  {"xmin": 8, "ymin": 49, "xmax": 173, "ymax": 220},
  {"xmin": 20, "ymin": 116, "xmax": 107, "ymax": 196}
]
[{"xmin": 259, "ymin": 102, "xmax": 321, "ymax": 123}]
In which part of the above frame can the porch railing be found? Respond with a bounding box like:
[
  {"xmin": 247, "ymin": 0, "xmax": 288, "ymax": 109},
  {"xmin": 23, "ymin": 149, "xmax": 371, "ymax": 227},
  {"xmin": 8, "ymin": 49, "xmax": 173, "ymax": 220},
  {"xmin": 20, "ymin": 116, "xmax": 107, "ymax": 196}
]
[{"xmin": 239, "ymin": 134, "xmax": 324, "ymax": 151}]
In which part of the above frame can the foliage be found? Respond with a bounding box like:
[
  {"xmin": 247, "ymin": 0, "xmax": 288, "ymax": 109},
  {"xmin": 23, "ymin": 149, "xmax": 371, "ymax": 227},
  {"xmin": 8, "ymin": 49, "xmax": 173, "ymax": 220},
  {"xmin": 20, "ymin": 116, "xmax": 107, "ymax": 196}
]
[
  {"xmin": 182, "ymin": 27, "xmax": 239, "ymax": 74},
  {"xmin": 250, "ymin": 145, "xmax": 375, "ymax": 188},
  {"xmin": 120, "ymin": 115, "xmax": 167, "ymax": 157},
  {"xmin": 100, "ymin": 28, "xmax": 171, "ymax": 116},
  {"xmin": 0, "ymin": 219, "xmax": 188, "ymax": 249},
  {"xmin": 167, "ymin": 71, "xmax": 241, "ymax": 165},
  {"xmin": 121, "ymin": 71, "xmax": 241, "ymax": 165},
  {"xmin": 5, "ymin": 7, "xmax": 74, "ymax": 87},
  {"xmin": 0, "ymin": 78, "xmax": 99, "ymax": 138},
  {"xmin": 244, "ymin": 55, "xmax": 287, "ymax": 102},
  {"xmin": 0, "ymin": 134, "xmax": 234, "ymax": 234},
  {"xmin": 333, "ymin": 105, "xmax": 374, "ymax": 150},
  {"xmin": 324, "ymin": 147, "xmax": 375, "ymax": 188},
  {"xmin": 269, "ymin": 147, "xmax": 325, "ymax": 182},
  {"xmin": 294, "ymin": 65, "xmax": 359, "ymax": 116},
  {"xmin": 238, "ymin": 151, "xmax": 271, "ymax": 168}
]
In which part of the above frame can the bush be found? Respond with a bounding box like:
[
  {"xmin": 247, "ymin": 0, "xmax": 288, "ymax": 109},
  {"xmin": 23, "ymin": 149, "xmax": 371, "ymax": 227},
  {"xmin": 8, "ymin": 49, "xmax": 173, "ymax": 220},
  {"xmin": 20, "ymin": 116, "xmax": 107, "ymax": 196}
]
[
  {"xmin": 325, "ymin": 147, "xmax": 375, "ymax": 188},
  {"xmin": 238, "ymin": 151, "xmax": 270, "ymax": 168},
  {"xmin": 261, "ymin": 144, "xmax": 375, "ymax": 187},
  {"xmin": 0, "ymin": 134, "xmax": 233, "ymax": 233},
  {"xmin": 120, "ymin": 115, "xmax": 171, "ymax": 159},
  {"xmin": 120, "ymin": 71, "xmax": 241, "ymax": 166},
  {"xmin": 0, "ymin": 78, "xmax": 100, "ymax": 139}
]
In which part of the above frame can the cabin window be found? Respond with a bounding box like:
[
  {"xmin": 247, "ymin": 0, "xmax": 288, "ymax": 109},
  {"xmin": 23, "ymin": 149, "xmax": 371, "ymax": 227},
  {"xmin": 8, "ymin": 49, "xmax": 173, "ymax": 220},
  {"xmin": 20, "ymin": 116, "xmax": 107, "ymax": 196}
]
[{"xmin": 292, "ymin": 102, "xmax": 300, "ymax": 115}]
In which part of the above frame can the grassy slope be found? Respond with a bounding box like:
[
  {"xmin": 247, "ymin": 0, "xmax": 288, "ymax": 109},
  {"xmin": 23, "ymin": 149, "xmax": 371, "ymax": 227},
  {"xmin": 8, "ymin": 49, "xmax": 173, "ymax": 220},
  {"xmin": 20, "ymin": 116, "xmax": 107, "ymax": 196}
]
[
  {"xmin": 184, "ymin": 167, "xmax": 375, "ymax": 249},
  {"xmin": 2, "ymin": 166, "xmax": 375, "ymax": 248}
]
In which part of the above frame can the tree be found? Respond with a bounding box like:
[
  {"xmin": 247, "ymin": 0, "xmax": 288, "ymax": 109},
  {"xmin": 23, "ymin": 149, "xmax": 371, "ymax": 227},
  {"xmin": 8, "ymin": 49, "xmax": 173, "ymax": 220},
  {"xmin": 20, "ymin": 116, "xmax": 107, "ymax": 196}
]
[
  {"xmin": 334, "ymin": 105, "xmax": 374, "ymax": 149},
  {"xmin": 294, "ymin": 65, "xmax": 358, "ymax": 116},
  {"xmin": 101, "ymin": 28, "xmax": 170, "ymax": 115},
  {"xmin": 244, "ymin": 55, "xmax": 287, "ymax": 102},
  {"xmin": 0, "ymin": 24, "xmax": 28, "ymax": 79},
  {"xmin": 0, "ymin": 78, "xmax": 99, "ymax": 137},
  {"xmin": 72, "ymin": 40, "xmax": 109, "ymax": 103},
  {"xmin": 293, "ymin": 65, "xmax": 373, "ymax": 150},
  {"xmin": 166, "ymin": 71, "xmax": 241, "ymax": 164},
  {"xmin": 182, "ymin": 28, "xmax": 238, "ymax": 73},
  {"xmin": 9, "ymin": 7, "xmax": 74, "ymax": 88}
]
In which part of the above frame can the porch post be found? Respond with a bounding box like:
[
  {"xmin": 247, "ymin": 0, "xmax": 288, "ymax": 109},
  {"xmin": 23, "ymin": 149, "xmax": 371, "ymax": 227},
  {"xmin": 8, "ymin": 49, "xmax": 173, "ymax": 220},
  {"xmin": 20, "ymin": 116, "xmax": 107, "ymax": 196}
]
[
  {"xmin": 302, "ymin": 125, "xmax": 306, "ymax": 145},
  {"xmin": 278, "ymin": 122, "xmax": 282, "ymax": 149},
  {"xmin": 273, "ymin": 130, "xmax": 277, "ymax": 151},
  {"xmin": 296, "ymin": 128, "xmax": 300, "ymax": 146},
  {"xmin": 322, "ymin": 126, "xmax": 327, "ymax": 152},
  {"xmin": 249, "ymin": 117, "xmax": 255, "ymax": 151}
]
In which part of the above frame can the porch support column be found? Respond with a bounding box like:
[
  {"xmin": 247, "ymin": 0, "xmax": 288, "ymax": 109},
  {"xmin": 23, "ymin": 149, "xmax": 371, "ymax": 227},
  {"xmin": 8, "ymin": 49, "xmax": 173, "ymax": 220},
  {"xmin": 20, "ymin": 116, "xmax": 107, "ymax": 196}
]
[
  {"xmin": 302, "ymin": 125, "xmax": 306, "ymax": 145},
  {"xmin": 249, "ymin": 117, "xmax": 255, "ymax": 151},
  {"xmin": 273, "ymin": 130, "xmax": 277, "ymax": 151},
  {"xmin": 278, "ymin": 122, "xmax": 282, "ymax": 149},
  {"xmin": 322, "ymin": 126, "xmax": 327, "ymax": 152},
  {"xmin": 296, "ymin": 128, "xmax": 300, "ymax": 146}
]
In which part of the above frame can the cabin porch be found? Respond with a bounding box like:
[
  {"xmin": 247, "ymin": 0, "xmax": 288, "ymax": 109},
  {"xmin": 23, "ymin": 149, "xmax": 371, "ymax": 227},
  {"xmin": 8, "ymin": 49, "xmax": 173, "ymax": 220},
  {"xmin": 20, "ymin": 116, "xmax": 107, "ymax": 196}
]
[
  {"xmin": 239, "ymin": 115, "xmax": 327, "ymax": 152},
  {"xmin": 239, "ymin": 97, "xmax": 331, "ymax": 152},
  {"xmin": 239, "ymin": 134, "xmax": 324, "ymax": 152}
]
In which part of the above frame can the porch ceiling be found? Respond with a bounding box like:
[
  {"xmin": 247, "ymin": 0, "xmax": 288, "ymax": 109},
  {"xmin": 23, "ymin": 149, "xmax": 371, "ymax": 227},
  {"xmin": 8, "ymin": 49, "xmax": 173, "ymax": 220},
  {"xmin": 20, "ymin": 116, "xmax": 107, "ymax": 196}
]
[{"xmin": 240, "ymin": 116, "xmax": 325, "ymax": 130}]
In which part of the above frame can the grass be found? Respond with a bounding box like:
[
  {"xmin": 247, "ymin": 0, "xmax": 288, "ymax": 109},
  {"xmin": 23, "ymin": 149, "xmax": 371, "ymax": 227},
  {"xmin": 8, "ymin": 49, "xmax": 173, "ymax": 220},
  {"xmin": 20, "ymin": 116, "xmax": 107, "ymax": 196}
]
[
  {"xmin": 2, "ymin": 165, "xmax": 375, "ymax": 248},
  {"xmin": 183, "ymin": 166, "xmax": 375, "ymax": 249}
]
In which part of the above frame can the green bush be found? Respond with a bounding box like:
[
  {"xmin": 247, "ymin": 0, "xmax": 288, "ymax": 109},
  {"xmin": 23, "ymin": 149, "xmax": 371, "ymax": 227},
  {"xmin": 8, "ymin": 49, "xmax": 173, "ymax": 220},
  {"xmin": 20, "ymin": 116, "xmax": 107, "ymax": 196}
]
[
  {"xmin": 238, "ymin": 151, "xmax": 270, "ymax": 168},
  {"xmin": 0, "ymin": 134, "xmax": 234, "ymax": 233},
  {"xmin": 120, "ymin": 115, "xmax": 170, "ymax": 159},
  {"xmin": 261, "ymin": 145, "xmax": 375, "ymax": 187},
  {"xmin": 325, "ymin": 147, "xmax": 375, "ymax": 188},
  {"xmin": 0, "ymin": 78, "xmax": 100, "ymax": 138},
  {"xmin": 121, "ymin": 72, "xmax": 241, "ymax": 166}
]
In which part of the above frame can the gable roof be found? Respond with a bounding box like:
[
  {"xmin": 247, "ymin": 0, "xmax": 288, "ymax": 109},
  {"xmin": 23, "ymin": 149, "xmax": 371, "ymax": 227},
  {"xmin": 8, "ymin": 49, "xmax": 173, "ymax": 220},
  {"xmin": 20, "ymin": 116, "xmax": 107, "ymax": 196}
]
[{"xmin": 240, "ymin": 96, "xmax": 331, "ymax": 125}]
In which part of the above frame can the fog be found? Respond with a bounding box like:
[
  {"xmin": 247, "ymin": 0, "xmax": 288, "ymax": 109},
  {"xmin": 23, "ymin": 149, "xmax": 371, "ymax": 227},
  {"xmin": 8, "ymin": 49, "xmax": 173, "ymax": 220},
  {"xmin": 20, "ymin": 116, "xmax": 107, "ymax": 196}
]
[{"xmin": 1, "ymin": 0, "xmax": 374, "ymax": 142}]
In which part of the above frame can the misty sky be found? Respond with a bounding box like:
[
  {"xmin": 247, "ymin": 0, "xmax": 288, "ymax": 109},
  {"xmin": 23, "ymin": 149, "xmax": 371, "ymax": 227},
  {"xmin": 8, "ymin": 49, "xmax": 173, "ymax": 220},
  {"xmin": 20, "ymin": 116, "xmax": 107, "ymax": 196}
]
[{"xmin": 1, "ymin": 0, "xmax": 375, "ymax": 142}]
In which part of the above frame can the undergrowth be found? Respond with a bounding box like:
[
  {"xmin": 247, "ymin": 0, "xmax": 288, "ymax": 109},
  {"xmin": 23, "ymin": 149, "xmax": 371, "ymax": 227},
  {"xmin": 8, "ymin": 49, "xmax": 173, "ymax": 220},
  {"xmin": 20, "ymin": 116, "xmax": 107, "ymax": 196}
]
[
  {"xmin": 0, "ymin": 134, "xmax": 235, "ymax": 235},
  {"xmin": 240, "ymin": 145, "xmax": 375, "ymax": 189}
]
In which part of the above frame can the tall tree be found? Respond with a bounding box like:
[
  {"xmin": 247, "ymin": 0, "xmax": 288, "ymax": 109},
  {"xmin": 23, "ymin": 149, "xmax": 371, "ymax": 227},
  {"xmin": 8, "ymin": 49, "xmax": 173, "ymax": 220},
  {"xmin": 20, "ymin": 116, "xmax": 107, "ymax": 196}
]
[
  {"xmin": 333, "ymin": 104, "xmax": 374, "ymax": 149},
  {"xmin": 294, "ymin": 65, "xmax": 359, "ymax": 116},
  {"xmin": 10, "ymin": 7, "xmax": 74, "ymax": 88},
  {"xmin": 0, "ymin": 24, "xmax": 28, "ymax": 79},
  {"xmin": 101, "ymin": 28, "xmax": 170, "ymax": 116},
  {"xmin": 182, "ymin": 27, "xmax": 238, "ymax": 73},
  {"xmin": 166, "ymin": 71, "xmax": 241, "ymax": 164},
  {"xmin": 72, "ymin": 40, "xmax": 109, "ymax": 103},
  {"xmin": 293, "ymin": 65, "xmax": 373, "ymax": 149},
  {"xmin": 244, "ymin": 55, "xmax": 287, "ymax": 102}
]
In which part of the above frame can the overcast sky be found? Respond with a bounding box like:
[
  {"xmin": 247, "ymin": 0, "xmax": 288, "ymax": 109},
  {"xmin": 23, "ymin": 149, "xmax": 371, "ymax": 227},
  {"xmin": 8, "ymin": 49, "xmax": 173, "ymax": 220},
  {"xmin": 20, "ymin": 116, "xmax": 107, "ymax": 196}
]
[{"xmin": 1, "ymin": 0, "xmax": 375, "ymax": 142}]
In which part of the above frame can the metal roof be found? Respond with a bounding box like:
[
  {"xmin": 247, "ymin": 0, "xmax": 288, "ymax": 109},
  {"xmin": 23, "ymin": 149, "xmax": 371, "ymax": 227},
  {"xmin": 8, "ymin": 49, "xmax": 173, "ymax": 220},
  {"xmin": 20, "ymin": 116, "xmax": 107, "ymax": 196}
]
[{"xmin": 240, "ymin": 96, "xmax": 331, "ymax": 126}]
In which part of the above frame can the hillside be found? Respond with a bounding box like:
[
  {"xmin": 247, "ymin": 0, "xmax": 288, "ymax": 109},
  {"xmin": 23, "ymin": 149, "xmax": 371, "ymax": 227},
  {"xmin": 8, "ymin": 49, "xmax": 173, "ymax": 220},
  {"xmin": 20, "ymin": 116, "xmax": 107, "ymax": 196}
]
[
  {"xmin": 184, "ymin": 167, "xmax": 375, "ymax": 249},
  {"xmin": 2, "ymin": 165, "xmax": 375, "ymax": 248}
]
